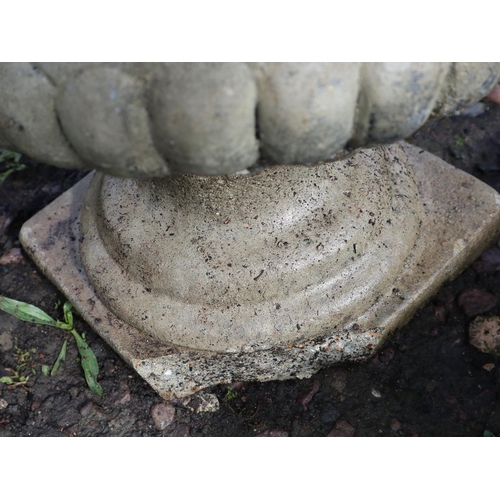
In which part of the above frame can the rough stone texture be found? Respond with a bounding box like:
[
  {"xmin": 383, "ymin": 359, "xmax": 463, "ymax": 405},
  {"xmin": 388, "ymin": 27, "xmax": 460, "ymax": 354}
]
[
  {"xmin": 19, "ymin": 142, "xmax": 500, "ymax": 399},
  {"xmin": 1, "ymin": 63, "xmax": 499, "ymax": 177},
  {"xmin": 151, "ymin": 402, "xmax": 176, "ymax": 430},
  {"xmin": 183, "ymin": 392, "xmax": 220, "ymax": 413},
  {"xmin": 79, "ymin": 143, "xmax": 423, "ymax": 352},
  {"xmin": 469, "ymin": 316, "xmax": 500, "ymax": 356}
]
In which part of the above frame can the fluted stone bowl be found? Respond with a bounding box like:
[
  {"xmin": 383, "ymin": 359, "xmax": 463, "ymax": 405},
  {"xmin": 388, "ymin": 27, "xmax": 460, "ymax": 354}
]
[{"xmin": 1, "ymin": 62, "xmax": 499, "ymax": 177}]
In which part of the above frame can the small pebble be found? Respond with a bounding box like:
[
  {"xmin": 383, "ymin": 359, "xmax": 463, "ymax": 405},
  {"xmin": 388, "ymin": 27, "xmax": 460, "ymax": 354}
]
[
  {"xmin": 186, "ymin": 392, "xmax": 219, "ymax": 413},
  {"xmin": 115, "ymin": 380, "xmax": 131, "ymax": 405},
  {"xmin": 469, "ymin": 316, "xmax": 500, "ymax": 355},
  {"xmin": 119, "ymin": 392, "xmax": 131, "ymax": 404},
  {"xmin": 151, "ymin": 403, "xmax": 176, "ymax": 430},
  {"xmin": 103, "ymin": 359, "xmax": 116, "ymax": 377},
  {"xmin": 457, "ymin": 289, "xmax": 497, "ymax": 317},
  {"xmin": 473, "ymin": 247, "xmax": 500, "ymax": 273},
  {"xmin": 0, "ymin": 332, "xmax": 14, "ymax": 352},
  {"xmin": 371, "ymin": 389, "xmax": 382, "ymax": 398},
  {"xmin": 79, "ymin": 401, "xmax": 93, "ymax": 417},
  {"xmin": 390, "ymin": 418, "xmax": 401, "ymax": 431},
  {"xmin": 0, "ymin": 398, "xmax": 8, "ymax": 410},
  {"xmin": 328, "ymin": 420, "xmax": 356, "ymax": 437},
  {"xmin": 0, "ymin": 247, "xmax": 23, "ymax": 265},
  {"xmin": 483, "ymin": 363, "xmax": 495, "ymax": 372},
  {"xmin": 320, "ymin": 403, "xmax": 341, "ymax": 424}
]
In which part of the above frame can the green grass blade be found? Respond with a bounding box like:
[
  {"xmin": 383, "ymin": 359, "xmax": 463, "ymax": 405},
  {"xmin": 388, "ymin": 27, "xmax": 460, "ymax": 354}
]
[
  {"xmin": 484, "ymin": 430, "xmax": 496, "ymax": 437},
  {"xmin": 71, "ymin": 329, "xmax": 103, "ymax": 398},
  {"xmin": 63, "ymin": 302, "xmax": 74, "ymax": 329},
  {"xmin": 0, "ymin": 150, "xmax": 21, "ymax": 162},
  {"xmin": 0, "ymin": 163, "xmax": 26, "ymax": 184},
  {"xmin": 0, "ymin": 169, "xmax": 14, "ymax": 183},
  {"xmin": 50, "ymin": 339, "xmax": 68, "ymax": 376},
  {"xmin": 0, "ymin": 296, "xmax": 59, "ymax": 327}
]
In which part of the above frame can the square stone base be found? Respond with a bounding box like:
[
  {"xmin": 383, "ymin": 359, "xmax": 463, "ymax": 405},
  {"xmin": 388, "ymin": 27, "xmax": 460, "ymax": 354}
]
[{"xmin": 19, "ymin": 143, "xmax": 500, "ymax": 400}]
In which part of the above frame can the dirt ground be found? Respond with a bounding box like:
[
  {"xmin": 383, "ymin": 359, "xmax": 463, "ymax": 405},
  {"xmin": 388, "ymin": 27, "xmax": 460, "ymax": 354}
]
[{"xmin": 1, "ymin": 102, "xmax": 500, "ymax": 437}]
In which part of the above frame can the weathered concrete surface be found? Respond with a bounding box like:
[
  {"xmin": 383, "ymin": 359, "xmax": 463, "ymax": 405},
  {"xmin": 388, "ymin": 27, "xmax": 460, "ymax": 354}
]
[
  {"xmin": 2, "ymin": 63, "xmax": 500, "ymax": 177},
  {"xmin": 79, "ymin": 143, "xmax": 423, "ymax": 352},
  {"xmin": 19, "ymin": 143, "xmax": 500, "ymax": 399}
]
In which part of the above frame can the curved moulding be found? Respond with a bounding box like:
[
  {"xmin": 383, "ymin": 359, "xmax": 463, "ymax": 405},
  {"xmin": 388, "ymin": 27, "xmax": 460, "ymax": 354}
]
[{"xmin": 79, "ymin": 143, "xmax": 424, "ymax": 353}]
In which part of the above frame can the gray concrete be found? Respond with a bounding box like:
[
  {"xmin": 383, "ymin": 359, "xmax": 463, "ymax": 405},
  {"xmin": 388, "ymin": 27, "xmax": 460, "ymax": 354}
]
[
  {"xmin": 19, "ymin": 143, "xmax": 500, "ymax": 399},
  {"xmin": 1, "ymin": 63, "xmax": 499, "ymax": 176},
  {"xmin": 79, "ymin": 143, "xmax": 423, "ymax": 353}
]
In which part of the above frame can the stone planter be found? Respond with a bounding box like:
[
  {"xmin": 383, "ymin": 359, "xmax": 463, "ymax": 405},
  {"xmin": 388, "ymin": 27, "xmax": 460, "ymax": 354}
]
[{"xmin": 1, "ymin": 62, "xmax": 499, "ymax": 399}]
